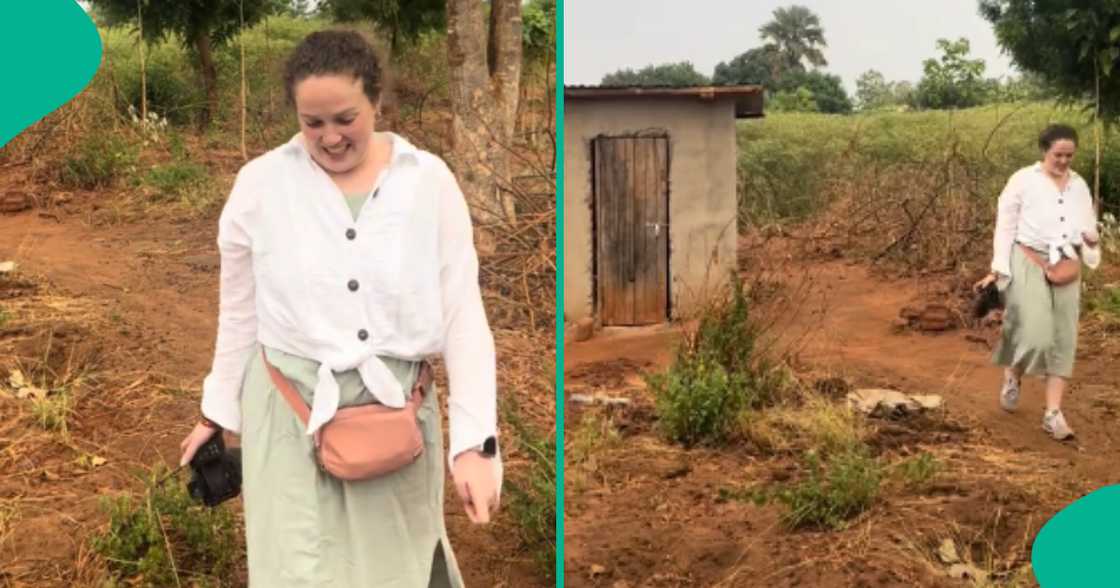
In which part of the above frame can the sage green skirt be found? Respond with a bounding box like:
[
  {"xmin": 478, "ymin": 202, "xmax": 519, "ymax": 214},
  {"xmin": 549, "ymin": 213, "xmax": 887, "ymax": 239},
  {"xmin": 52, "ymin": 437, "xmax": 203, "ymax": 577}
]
[
  {"xmin": 239, "ymin": 344, "xmax": 463, "ymax": 587},
  {"xmin": 993, "ymin": 245, "xmax": 1081, "ymax": 378}
]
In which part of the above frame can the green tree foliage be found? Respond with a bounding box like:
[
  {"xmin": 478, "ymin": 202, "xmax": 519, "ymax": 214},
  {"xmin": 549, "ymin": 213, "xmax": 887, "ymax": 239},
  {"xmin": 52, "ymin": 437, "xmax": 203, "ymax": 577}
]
[
  {"xmin": 769, "ymin": 86, "xmax": 817, "ymax": 113},
  {"xmin": 319, "ymin": 0, "xmax": 444, "ymax": 51},
  {"xmin": 90, "ymin": 0, "xmax": 274, "ymax": 128},
  {"xmin": 855, "ymin": 69, "xmax": 895, "ymax": 111},
  {"xmin": 522, "ymin": 0, "xmax": 556, "ymax": 62},
  {"xmin": 600, "ymin": 61, "xmax": 711, "ymax": 87},
  {"xmin": 713, "ymin": 46, "xmax": 779, "ymax": 87},
  {"xmin": 758, "ymin": 4, "xmax": 828, "ymax": 80},
  {"xmin": 913, "ymin": 38, "xmax": 989, "ymax": 109},
  {"xmin": 779, "ymin": 70, "xmax": 851, "ymax": 113},
  {"xmin": 980, "ymin": 0, "xmax": 1120, "ymax": 122}
]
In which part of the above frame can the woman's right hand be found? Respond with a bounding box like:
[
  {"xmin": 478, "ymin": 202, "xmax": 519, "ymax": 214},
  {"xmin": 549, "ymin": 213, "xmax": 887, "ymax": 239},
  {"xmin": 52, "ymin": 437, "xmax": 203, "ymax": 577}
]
[
  {"xmin": 179, "ymin": 422, "xmax": 220, "ymax": 466},
  {"xmin": 973, "ymin": 272, "xmax": 998, "ymax": 293}
]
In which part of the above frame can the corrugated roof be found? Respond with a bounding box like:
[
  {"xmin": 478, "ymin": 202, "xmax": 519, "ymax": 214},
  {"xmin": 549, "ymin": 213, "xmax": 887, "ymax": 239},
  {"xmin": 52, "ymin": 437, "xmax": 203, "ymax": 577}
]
[{"xmin": 564, "ymin": 85, "xmax": 765, "ymax": 118}]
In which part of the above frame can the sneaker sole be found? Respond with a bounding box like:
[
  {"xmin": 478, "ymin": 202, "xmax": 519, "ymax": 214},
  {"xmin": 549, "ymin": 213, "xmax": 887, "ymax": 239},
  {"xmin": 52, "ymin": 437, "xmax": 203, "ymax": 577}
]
[{"xmin": 1043, "ymin": 426, "xmax": 1074, "ymax": 441}]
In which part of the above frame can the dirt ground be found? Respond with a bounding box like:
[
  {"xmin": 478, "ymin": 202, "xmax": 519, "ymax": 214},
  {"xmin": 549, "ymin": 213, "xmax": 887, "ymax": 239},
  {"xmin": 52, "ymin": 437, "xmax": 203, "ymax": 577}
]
[
  {"xmin": 564, "ymin": 239, "xmax": 1120, "ymax": 587},
  {"xmin": 0, "ymin": 198, "xmax": 550, "ymax": 586}
]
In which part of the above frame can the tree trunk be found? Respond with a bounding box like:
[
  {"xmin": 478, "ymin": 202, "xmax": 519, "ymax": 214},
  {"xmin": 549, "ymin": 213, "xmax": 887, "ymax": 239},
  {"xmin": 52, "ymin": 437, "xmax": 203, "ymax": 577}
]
[
  {"xmin": 193, "ymin": 30, "xmax": 219, "ymax": 129},
  {"xmin": 447, "ymin": 0, "xmax": 522, "ymax": 231}
]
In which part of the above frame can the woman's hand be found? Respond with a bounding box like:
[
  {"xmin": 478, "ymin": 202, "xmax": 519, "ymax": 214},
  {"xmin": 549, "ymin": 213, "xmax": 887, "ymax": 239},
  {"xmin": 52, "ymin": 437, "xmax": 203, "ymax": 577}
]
[
  {"xmin": 452, "ymin": 451, "xmax": 501, "ymax": 524},
  {"xmin": 1083, "ymin": 230, "xmax": 1100, "ymax": 248},
  {"xmin": 973, "ymin": 272, "xmax": 998, "ymax": 293},
  {"xmin": 179, "ymin": 421, "xmax": 220, "ymax": 466}
]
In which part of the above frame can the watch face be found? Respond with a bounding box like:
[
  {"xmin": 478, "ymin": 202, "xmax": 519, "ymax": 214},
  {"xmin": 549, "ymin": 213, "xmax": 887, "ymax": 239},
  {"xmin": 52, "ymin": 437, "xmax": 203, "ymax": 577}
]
[{"xmin": 482, "ymin": 436, "xmax": 498, "ymax": 457}]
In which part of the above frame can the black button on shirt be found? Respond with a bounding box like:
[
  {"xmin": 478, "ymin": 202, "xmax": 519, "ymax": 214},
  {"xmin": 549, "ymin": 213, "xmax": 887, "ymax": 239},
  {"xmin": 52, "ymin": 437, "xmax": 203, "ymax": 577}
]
[
  {"xmin": 346, "ymin": 228, "xmax": 357, "ymax": 240},
  {"xmin": 348, "ymin": 279, "xmax": 359, "ymax": 292},
  {"xmin": 357, "ymin": 329, "xmax": 369, "ymax": 341}
]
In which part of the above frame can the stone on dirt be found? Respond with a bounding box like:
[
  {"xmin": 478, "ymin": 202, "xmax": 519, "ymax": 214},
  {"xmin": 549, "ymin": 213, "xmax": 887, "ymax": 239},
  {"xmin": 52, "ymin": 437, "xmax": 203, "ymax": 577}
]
[{"xmin": 847, "ymin": 388, "xmax": 944, "ymax": 418}]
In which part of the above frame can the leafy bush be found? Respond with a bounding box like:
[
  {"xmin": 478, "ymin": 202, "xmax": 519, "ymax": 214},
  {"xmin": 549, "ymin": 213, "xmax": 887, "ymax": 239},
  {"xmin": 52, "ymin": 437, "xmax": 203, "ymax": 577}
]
[
  {"xmin": 58, "ymin": 134, "xmax": 138, "ymax": 189},
  {"xmin": 92, "ymin": 467, "xmax": 239, "ymax": 587},
  {"xmin": 776, "ymin": 447, "xmax": 882, "ymax": 530},
  {"xmin": 648, "ymin": 352, "xmax": 751, "ymax": 446},
  {"xmin": 648, "ymin": 275, "xmax": 782, "ymax": 446}
]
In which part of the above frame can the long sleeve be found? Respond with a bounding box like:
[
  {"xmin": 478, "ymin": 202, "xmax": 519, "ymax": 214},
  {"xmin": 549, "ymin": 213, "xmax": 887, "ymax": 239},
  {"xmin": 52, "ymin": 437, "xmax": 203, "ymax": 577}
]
[
  {"xmin": 1078, "ymin": 187, "xmax": 1102, "ymax": 270},
  {"xmin": 200, "ymin": 172, "xmax": 259, "ymax": 433},
  {"xmin": 435, "ymin": 163, "xmax": 499, "ymax": 470},
  {"xmin": 991, "ymin": 172, "xmax": 1023, "ymax": 277}
]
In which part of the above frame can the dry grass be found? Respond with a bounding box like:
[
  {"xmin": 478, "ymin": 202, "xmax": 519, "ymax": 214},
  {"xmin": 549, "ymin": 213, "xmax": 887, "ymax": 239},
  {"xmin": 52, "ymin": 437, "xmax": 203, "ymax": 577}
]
[{"xmin": 740, "ymin": 394, "xmax": 868, "ymax": 456}]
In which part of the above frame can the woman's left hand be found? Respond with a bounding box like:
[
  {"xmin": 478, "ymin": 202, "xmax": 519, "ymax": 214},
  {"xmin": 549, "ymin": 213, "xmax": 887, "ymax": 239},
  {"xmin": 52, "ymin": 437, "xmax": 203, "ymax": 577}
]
[
  {"xmin": 451, "ymin": 451, "xmax": 501, "ymax": 524},
  {"xmin": 973, "ymin": 272, "xmax": 998, "ymax": 293}
]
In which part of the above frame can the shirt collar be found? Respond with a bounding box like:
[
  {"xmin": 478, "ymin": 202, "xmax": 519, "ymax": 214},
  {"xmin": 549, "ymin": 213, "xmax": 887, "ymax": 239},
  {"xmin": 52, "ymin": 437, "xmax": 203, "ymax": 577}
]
[
  {"xmin": 1032, "ymin": 161, "xmax": 1080, "ymax": 179},
  {"xmin": 286, "ymin": 131, "xmax": 420, "ymax": 168}
]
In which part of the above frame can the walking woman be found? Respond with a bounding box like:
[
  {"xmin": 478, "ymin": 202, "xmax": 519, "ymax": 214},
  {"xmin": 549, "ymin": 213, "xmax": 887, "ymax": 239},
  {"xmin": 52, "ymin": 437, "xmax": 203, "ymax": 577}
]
[
  {"xmin": 975, "ymin": 124, "xmax": 1101, "ymax": 441},
  {"xmin": 177, "ymin": 30, "xmax": 501, "ymax": 586}
]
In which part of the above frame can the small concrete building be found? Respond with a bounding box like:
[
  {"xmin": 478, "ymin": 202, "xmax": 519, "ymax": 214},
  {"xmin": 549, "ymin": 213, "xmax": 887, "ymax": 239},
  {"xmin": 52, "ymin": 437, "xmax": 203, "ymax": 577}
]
[{"xmin": 563, "ymin": 85, "xmax": 764, "ymax": 326}]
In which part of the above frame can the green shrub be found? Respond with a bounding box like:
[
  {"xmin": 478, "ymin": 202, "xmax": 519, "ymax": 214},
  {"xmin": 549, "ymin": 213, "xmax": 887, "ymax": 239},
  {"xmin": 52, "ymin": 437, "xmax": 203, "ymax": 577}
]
[
  {"xmin": 92, "ymin": 467, "xmax": 239, "ymax": 586},
  {"xmin": 895, "ymin": 452, "xmax": 941, "ymax": 488},
  {"xmin": 648, "ymin": 275, "xmax": 781, "ymax": 446},
  {"xmin": 58, "ymin": 135, "xmax": 138, "ymax": 189},
  {"xmin": 777, "ymin": 447, "xmax": 882, "ymax": 530},
  {"xmin": 103, "ymin": 28, "xmax": 206, "ymax": 126},
  {"xmin": 145, "ymin": 161, "xmax": 209, "ymax": 199},
  {"xmin": 502, "ymin": 404, "xmax": 556, "ymax": 579},
  {"xmin": 648, "ymin": 354, "xmax": 750, "ymax": 446}
]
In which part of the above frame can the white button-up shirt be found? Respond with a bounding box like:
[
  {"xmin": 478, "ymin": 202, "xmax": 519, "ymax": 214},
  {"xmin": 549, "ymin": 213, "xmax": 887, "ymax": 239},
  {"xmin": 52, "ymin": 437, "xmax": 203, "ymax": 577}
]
[
  {"xmin": 200, "ymin": 132, "xmax": 497, "ymax": 465},
  {"xmin": 991, "ymin": 162, "xmax": 1101, "ymax": 276}
]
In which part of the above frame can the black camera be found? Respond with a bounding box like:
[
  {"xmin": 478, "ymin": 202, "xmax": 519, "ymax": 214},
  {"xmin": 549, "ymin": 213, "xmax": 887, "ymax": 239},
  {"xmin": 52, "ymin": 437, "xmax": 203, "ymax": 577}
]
[
  {"xmin": 187, "ymin": 432, "xmax": 242, "ymax": 507},
  {"xmin": 973, "ymin": 281, "xmax": 1004, "ymax": 319}
]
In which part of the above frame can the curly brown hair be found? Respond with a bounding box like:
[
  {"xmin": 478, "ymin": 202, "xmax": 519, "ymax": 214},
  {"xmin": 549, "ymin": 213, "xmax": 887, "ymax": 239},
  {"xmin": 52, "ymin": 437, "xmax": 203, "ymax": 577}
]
[
  {"xmin": 1038, "ymin": 124, "xmax": 1079, "ymax": 151},
  {"xmin": 283, "ymin": 30, "xmax": 385, "ymax": 107}
]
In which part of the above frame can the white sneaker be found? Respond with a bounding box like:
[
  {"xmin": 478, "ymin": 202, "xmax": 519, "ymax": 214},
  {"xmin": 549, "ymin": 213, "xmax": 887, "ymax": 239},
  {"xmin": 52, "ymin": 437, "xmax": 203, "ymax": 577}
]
[
  {"xmin": 1042, "ymin": 409, "xmax": 1074, "ymax": 440},
  {"xmin": 999, "ymin": 373, "xmax": 1020, "ymax": 412}
]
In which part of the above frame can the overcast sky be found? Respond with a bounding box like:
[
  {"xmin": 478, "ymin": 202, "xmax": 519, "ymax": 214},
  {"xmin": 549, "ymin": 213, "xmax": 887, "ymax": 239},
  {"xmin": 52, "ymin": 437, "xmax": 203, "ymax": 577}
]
[{"xmin": 563, "ymin": 0, "xmax": 1017, "ymax": 92}]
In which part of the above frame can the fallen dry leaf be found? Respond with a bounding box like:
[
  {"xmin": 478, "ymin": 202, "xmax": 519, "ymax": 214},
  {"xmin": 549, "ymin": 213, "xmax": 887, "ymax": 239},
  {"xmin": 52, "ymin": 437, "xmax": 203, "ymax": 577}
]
[
  {"xmin": 8, "ymin": 369, "xmax": 25, "ymax": 389},
  {"xmin": 16, "ymin": 387, "xmax": 47, "ymax": 401}
]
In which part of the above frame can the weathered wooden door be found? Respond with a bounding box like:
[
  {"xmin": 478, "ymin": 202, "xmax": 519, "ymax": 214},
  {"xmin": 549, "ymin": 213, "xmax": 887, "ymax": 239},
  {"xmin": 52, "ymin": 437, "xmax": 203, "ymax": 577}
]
[{"xmin": 594, "ymin": 136, "xmax": 669, "ymax": 325}]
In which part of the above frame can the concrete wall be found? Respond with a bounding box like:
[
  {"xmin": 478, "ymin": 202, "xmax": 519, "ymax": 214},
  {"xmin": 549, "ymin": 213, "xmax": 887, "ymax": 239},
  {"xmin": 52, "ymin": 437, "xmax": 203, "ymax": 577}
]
[{"xmin": 564, "ymin": 97, "xmax": 739, "ymax": 323}]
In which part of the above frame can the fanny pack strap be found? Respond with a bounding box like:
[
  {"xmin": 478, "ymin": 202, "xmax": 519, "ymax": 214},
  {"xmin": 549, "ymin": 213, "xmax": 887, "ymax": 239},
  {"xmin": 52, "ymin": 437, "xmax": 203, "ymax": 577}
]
[
  {"xmin": 1017, "ymin": 242, "xmax": 1050, "ymax": 270},
  {"xmin": 260, "ymin": 348, "xmax": 433, "ymax": 430}
]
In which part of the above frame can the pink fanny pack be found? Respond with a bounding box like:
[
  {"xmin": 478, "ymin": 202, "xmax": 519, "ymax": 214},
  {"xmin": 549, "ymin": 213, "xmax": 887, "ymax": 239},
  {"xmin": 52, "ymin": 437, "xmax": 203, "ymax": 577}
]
[{"xmin": 262, "ymin": 349, "xmax": 431, "ymax": 481}]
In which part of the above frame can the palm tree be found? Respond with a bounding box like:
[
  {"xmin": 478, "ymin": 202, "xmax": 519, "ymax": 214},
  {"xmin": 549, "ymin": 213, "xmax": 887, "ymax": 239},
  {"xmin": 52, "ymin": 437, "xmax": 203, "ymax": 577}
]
[{"xmin": 758, "ymin": 5, "xmax": 828, "ymax": 81}]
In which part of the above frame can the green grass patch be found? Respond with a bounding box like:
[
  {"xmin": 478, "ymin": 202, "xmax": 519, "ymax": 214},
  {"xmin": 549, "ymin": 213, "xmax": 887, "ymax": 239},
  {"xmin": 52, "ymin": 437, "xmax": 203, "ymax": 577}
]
[
  {"xmin": 30, "ymin": 389, "xmax": 72, "ymax": 437},
  {"xmin": 502, "ymin": 405, "xmax": 556, "ymax": 579},
  {"xmin": 893, "ymin": 451, "xmax": 941, "ymax": 488},
  {"xmin": 144, "ymin": 161, "xmax": 209, "ymax": 199},
  {"xmin": 1086, "ymin": 286, "xmax": 1120, "ymax": 319},
  {"xmin": 92, "ymin": 466, "xmax": 239, "ymax": 587},
  {"xmin": 58, "ymin": 134, "xmax": 138, "ymax": 190},
  {"xmin": 719, "ymin": 446, "xmax": 883, "ymax": 530},
  {"xmin": 776, "ymin": 448, "xmax": 883, "ymax": 530}
]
